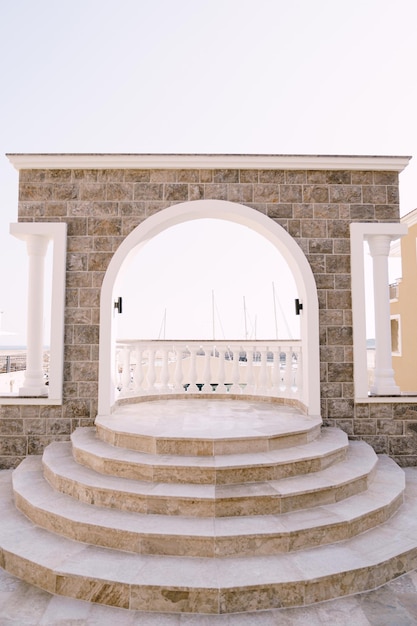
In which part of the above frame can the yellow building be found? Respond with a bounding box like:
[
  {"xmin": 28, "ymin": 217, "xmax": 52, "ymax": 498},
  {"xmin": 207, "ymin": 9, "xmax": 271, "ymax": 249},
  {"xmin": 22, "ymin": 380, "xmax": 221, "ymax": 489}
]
[{"xmin": 390, "ymin": 208, "xmax": 417, "ymax": 392}]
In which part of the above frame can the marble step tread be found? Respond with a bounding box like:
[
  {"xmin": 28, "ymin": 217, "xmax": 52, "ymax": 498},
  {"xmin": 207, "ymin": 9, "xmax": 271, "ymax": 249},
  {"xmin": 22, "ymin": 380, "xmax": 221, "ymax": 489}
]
[
  {"xmin": 2, "ymin": 468, "xmax": 417, "ymax": 613},
  {"xmin": 13, "ymin": 454, "xmax": 404, "ymax": 558},
  {"xmin": 95, "ymin": 399, "xmax": 322, "ymax": 455},
  {"xmin": 42, "ymin": 440, "xmax": 378, "ymax": 517},
  {"xmin": 71, "ymin": 426, "xmax": 349, "ymax": 484}
]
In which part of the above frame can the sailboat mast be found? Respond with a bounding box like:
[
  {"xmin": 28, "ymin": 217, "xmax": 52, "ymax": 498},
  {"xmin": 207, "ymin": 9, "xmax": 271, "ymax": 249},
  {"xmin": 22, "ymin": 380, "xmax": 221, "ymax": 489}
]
[
  {"xmin": 243, "ymin": 296, "xmax": 248, "ymax": 340},
  {"xmin": 212, "ymin": 290, "xmax": 215, "ymax": 340},
  {"xmin": 272, "ymin": 282, "xmax": 279, "ymax": 340}
]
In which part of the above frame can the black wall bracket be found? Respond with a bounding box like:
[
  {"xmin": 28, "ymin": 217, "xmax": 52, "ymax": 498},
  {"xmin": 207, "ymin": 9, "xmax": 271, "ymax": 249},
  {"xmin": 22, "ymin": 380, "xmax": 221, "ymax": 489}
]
[
  {"xmin": 114, "ymin": 297, "xmax": 123, "ymax": 314},
  {"xmin": 295, "ymin": 298, "xmax": 303, "ymax": 315}
]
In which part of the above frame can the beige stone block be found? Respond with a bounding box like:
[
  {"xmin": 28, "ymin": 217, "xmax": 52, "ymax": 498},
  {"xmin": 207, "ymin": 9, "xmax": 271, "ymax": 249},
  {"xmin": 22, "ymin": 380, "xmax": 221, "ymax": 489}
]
[
  {"xmin": 87, "ymin": 252, "xmax": 113, "ymax": 272},
  {"xmin": 146, "ymin": 497, "xmax": 214, "ymax": 517},
  {"xmin": 215, "ymin": 533, "xmax": 290, "ymax": 557},
  {"xmin": 5, "ymin": 551, "xmax": 57, "ymax": 594},
  {"xmin": 220, "ymin": 582, "xmax": 304, "ymax": 612},
  {"xmin": 302, "ymin": 185, "xmax": 329, "ymax": 203},
  {"xmin": 301, "ymin": 220, "xmax": 327, "ymax": 238},
  {"xmin": 19, "ymin": 183, "xmax": 53, "ymax": 201},
  {"xmin": 106, "ymin": 183, "xmax": 133, "ymax": 201},
  {"xmin": 387, "ymin": 186, "xmax": 399, "ymax": 204},
  {"xmin": 306, "ymin": 170, "xmax": 327, "ymax": 183},
  {"xmin": 329, "ymin": 185, "xmax": 361, "ymax": 203},
  {"xmin": 267, "ymin": 203, "xmax": 293, "ymax": 218},
  {"xmin": 362, "ymin": 185, "xmax": 387, "ymax": 204},
  {"xmin": 114, "ymin": 433, "xmax": 155, "ymax": 453},
  {"xmin": 88, "ymin": 218, "xmax": 122, "ymax": 236},
  {"xmin": 154, "ymin": 465, "xmax": 214, "ymax": 485},
  {"xmin": 375, "ymin": 204, "xmax": 399, "ymax": 220},
  {"xmin": 325, "ymin": 170, "xmax": 351, "ymax": 184},
  {"xmin": 328, "ymin": 219, "xmax": 350, "ymax": 238},
  {"xmin": 0, "ymin": 437, "xmax": 27, "ymax": 456},
  {"xmin": 309, "ymin": 238, "xmax": 333, "ymax": 254},
  {"xmin": 142, "ymin": 535, "xmax": 214, "ymax": 558},
  {"xmin": 130, "ymin": 584, "xmax": 219, "ymax": 613},
  {"xmin": 55, "ymin": 575, "xmax": 130, "ymax": 608},
  {"xmin": 203, "ymin": 184, "xmax": 228, "ymax": 200},
  {"xmin": 281, "ymin": 488, "xmax": 336, "ymax": 513},
  {"xmin": 79, "ymin": 183, "xmax": 106, "ymax": 201},
  {"xmin": 164, "ymin": 184, "xmax": 189, "ymax": 201},
  {"xmin": 259, "ymin": 170, "xmax": 285, "ymax": 183},
  {"xmin": 240, "ymin": 169, "xmax": 259, "ymax": 183},
  {"xmin": 65, "ymin": 217, "xmax": 88, "ymax": 235},
  {"xmin": 189, "ymin": 183, "xmax": 204, "ymax": 200},
  {"xmin": 253, "ymin": 184, "xmax": 279, "ymax": 203},
  {"xmin": 280, "ymin": 185, "xmax": 303, "ymax": 203},
  {"xmin": 216, "ymin": 494, "xmax": 281, "ymax": 517},
  {"xmin": 134, "ymin": 183, "xmax": 163, "ymax": 200},
  {"xmin": 213, "ymin": 169, "xmax": 239, "ymax": 183},
  {"xmin": 349, "ymin": 171, "xmax": 374, "ymax": 185},
  {"xmin": 73, "ymin": 169, "xmax": 98, "ymax": 181},
  {"xmin": 97, "ymin": 169, "xmax": 125, "ymax": 182},
  {"xmin": 286, "ymin": 171, "xmax": 306, "ymax": 184},
  {"xmin": 227, "ymin": 184, "xmax": 253, "ymax": 203},
  {"xmin": 124, "ymin": 169, "xmax": 150, "ymax": 182}
]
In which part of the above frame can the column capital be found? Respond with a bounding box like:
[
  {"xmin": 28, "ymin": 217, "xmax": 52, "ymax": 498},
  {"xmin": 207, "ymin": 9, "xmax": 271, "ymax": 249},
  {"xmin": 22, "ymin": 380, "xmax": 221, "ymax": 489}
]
[{"xmin": 366, "ymin": 233, "xmax": 394, "ymax": 258}]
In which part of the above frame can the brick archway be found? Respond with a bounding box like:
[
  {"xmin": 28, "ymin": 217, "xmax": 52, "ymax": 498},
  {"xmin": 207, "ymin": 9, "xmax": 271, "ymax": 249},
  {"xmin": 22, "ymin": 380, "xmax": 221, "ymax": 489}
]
[{"xmin": 98, "ymin": 199, "xmax": 320, "ymax": 417}]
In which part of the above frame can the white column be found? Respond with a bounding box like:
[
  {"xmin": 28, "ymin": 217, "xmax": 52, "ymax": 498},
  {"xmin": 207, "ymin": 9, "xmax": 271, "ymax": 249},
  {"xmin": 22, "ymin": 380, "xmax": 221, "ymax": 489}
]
[
  {"xmin": 367, "ymin": 234, "xmax": 400, "ymax": 395},
  {"xmin": 19, "ymin": 234, "xmax": 49, "ymax": 396}
]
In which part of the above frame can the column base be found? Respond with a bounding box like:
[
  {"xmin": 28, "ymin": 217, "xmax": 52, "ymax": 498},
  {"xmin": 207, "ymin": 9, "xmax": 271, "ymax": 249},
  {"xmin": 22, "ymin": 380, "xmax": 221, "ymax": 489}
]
[{"xmin": 370, "ymin": 379, "xmax": 401, "ymax": 396}]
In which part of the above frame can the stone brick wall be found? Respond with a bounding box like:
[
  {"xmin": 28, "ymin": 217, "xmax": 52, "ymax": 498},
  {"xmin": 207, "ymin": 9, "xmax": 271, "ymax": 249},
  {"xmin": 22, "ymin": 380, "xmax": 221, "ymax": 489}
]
[{"xmin": 1, "ymin": 165, "xmax": 416, "ymax": 468}]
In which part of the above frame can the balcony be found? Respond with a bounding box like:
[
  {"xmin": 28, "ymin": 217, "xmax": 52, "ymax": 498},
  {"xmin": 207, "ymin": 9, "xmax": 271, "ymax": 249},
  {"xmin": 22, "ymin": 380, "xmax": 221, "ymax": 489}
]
[
  {"xmin": 115, "ymin": 339, "xmax": 303, "ymax": 407},
  {"xmin": 389, "ymin": 281, "xmax": 400, "ymax": 301}
]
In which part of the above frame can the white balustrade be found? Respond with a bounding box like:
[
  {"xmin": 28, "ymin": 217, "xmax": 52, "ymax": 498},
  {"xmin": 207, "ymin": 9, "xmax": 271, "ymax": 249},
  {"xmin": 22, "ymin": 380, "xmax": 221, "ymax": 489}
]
[{"xmin": 115, "ymin": 340, "xmax": 302, "ymax": 403}]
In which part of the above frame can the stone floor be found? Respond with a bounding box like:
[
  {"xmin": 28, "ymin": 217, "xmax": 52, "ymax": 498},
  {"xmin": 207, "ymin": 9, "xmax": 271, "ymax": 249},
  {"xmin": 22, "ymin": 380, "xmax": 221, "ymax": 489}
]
[{"xmin": 1, "ymin": 564, "xmax": 417, "ymax": 625}]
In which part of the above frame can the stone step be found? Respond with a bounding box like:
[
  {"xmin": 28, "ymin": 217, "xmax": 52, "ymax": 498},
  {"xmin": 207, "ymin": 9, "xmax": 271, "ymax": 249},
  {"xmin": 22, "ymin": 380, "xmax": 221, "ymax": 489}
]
[
  {"xmin": 42, "ymin": 440, "xmax": 378, "ymax": 517},
  {"xmin": 71, "ymin": 426, "xmax": 349, "ymax": 485},
  {"xmin": 95, "ymin": 399, "xmax": 322, "ymax": 456},
  {"xmin": 2, "ymin": 468, "xmax": 417, "ymax": 614},
  {"xmin": 12, "ymin": 454, "xmax": 404, "ymax": 558}
]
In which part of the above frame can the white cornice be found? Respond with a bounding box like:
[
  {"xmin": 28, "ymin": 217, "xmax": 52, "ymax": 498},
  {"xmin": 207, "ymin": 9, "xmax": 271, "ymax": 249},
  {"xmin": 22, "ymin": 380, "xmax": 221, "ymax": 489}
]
[{"xmin": 6, "ymin": 153, "xmax": 412, "ymax": 172}]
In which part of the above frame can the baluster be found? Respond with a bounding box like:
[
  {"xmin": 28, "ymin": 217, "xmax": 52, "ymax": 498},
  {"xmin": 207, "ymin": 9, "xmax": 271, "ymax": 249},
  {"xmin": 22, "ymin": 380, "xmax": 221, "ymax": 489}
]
[
  {"xmin": 245, "ymin": 346, "xmax": 255, "ymax": 393},
  {"xmin": 284, "ymin": 347, "xmax": 293, "ymax": 394},
  {"xmin": 121, "ymin": 345, "xmax": 131, "ymax": 393},
  {"xmin": 230, "ymin": 347, "xmax": 240, "ymax": 393},
  {"xmin": 116, "ymin": 348, "xmax": 123, "ymax": 392},
  {"xmin": 133, "ymin": 345, "xmax": 144, "ymax": 393},
  {"xmin": 293, "ymin": 346, "xmax": 302, "ymax": 394},
  {"xmin": 160, "ymin": 345, "xmax": 170, "ymax": 391},
  {"xmin": 188, "ymin": 346, "xmax": 199, "ymax": 392},
  {"xmin": 258, "ymin": 346, "xmax": 268, "ymax": 393},
  {"xmin": 203, "ymin": 346, "xmax": 212, "ymax": 392},
  {"xmin": 272, "ymin": 347, "xmax": 281, "ymax": 395},
  {"xmin": 174, "ymin": 346, "xmax": 184, "ymax": 391},
  {"xmin": 146, "ymin": 348, "xmax": 156, "ymax": 391},
  {"xmin": 217, "ymin": 347, "xmax": 227, "ymax": 393},
  {"xmin": 279, "ymin": 348, "xmax": 286, "ymax": 392}
]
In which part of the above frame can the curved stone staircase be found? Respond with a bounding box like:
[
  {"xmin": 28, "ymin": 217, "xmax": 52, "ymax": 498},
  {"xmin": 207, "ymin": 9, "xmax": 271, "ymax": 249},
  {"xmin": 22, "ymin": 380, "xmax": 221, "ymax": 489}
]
[{"xmin": 1, "ymin": 398, "xmax": 417, "ymax": 614}]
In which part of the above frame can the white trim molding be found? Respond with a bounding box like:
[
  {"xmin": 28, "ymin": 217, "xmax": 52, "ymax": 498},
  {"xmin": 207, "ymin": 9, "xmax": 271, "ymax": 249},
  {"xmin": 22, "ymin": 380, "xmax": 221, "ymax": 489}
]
[
  {"xmin": 98, "ymin": 200, "xmax": 321, "ymax": 418},
  {"xmin": 7, "ymin": 222, "xmax": 67, "ymax": 405},
  {"xmin": 350, "ymin": 222, "xmax": 407, "ymax": 402},
  {"xmin": 7, "ymin": 153, "xmax": 412, "ymax": 172}
]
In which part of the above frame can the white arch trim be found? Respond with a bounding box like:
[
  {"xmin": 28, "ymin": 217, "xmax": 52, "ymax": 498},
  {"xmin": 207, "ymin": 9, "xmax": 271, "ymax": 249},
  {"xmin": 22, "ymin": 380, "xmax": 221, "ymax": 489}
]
[{"xmin": 98, "ymin": 200, "xmax": 320, "ymax": 416}]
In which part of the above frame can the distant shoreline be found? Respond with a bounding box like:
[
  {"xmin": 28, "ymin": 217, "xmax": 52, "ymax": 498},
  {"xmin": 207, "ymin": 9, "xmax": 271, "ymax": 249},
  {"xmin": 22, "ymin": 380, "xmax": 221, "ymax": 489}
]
[{"xmin": 0, "ymin": 347, "xmax": 49, "ymax": 353}]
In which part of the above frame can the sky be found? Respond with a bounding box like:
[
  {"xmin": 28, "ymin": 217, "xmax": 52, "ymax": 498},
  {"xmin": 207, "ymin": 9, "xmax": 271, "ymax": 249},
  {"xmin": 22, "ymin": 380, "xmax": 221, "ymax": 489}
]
[{"xmin": 0, "ymin": 0, "xmax": 416, "ymax": 345}]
